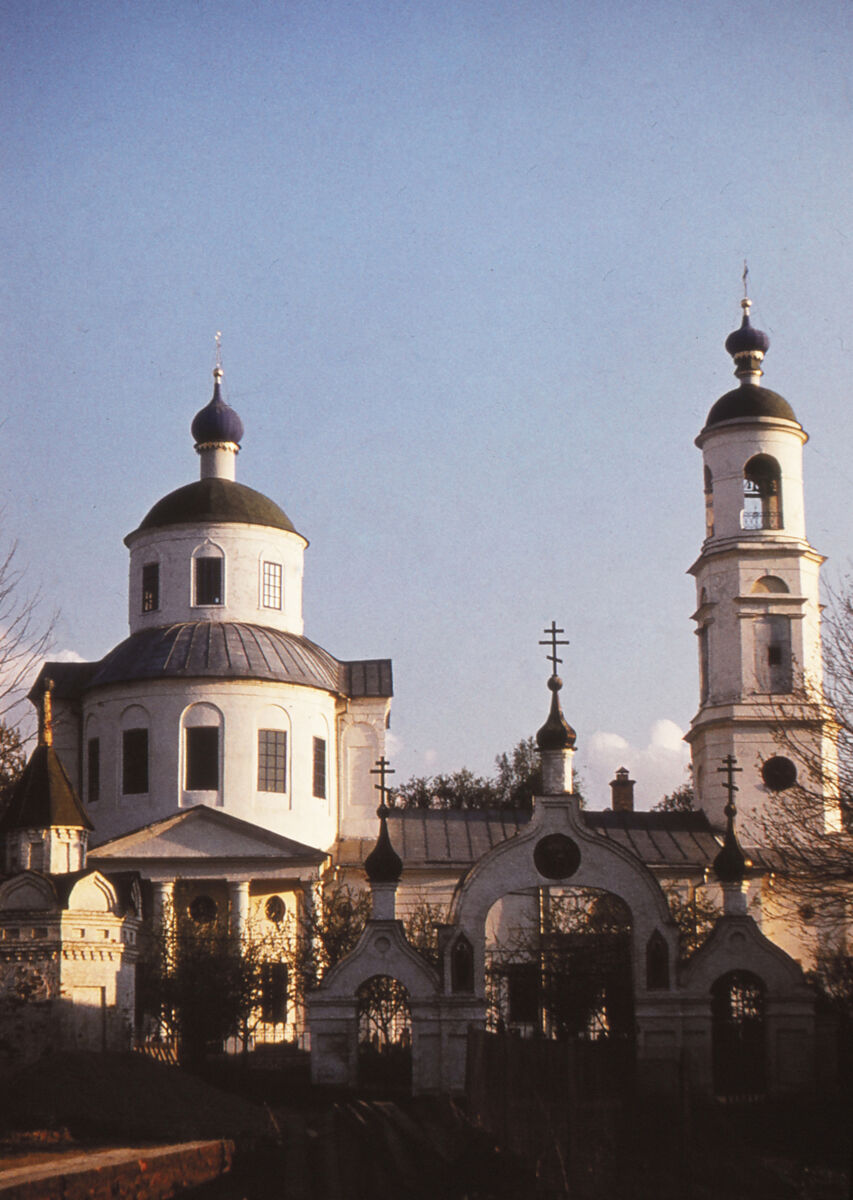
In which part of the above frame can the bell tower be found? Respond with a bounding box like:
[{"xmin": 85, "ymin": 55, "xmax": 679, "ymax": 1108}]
[{"xmin": 686, "ymin": 296, "xmax": 836, "ymax": 832}]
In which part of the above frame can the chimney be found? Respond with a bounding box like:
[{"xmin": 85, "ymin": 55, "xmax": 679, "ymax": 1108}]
[{"xmin": 610, "ymin": 767, "xmax": 635, "ymax": 812}]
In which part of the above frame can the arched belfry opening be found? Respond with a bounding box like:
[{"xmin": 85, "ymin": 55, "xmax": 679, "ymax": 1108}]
[{"xmin": 742, "ymin": 454, "xmax": 782, "ymax": 530}]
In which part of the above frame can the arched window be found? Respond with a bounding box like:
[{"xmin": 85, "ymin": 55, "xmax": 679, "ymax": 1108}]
[
  {"xmin": 704, "ymin": 465, "xmax": 714, "ymax": 538},
  {"xmin": 181, "ymin": 702, "xmax": 223, "ymax": 799},
  {"xmin": 645, "ymin": 930, "xmax": 669, "ymax": 990},
  {"xmin": 192, "ymin": 541, "xmax": 224, "ymax": 606},
  {"xmin": 754, "ymin": 615, "xmax": 792, "ymax": 693},
  {"xmin": 451, "ymin": 934, "xmax": 475, "ymax": 993},
  {"xmin": 742, "ymin": 455, "xmax": 782, "ymax": 530},
  {"xmin": 712, "ymin": 971, "xmax": 766, "ymax": 1099},
  {"xmin": 120, "ymin": 704, "xmax": 150, "ymax": 796}
]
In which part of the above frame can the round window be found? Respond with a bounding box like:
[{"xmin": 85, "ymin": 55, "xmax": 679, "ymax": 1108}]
[
  {"xmin": 189, "ymin": 894, "xmax": 217, "ymax": 924},
  {"xmin": 761, "ymin": 756, "xmax": 797, "ymax": 791},
  {"xmin": 533, "ymin": 834, "xmax": 581, "ymax": 880},
  {"xmin": 265, "ymin": 895, "xmax": 286, "ymax": 924}
]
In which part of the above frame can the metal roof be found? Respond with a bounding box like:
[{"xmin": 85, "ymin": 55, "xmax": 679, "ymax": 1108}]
[
  {"xmin": 32, "ymin": 627, "xmax": 393, "ymax": 700},
  {"xmin": 336, "ymin": 808, "xmax": 721, "ymax": 874}
]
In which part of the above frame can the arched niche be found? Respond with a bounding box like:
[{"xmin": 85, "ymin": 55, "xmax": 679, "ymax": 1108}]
[
  {"xmin": 751, "ymin": 575, "xmax": 789, "ymax": 594},
  {"xmin": 0, "ymin": 873, "xmax": 57, "ymax": 911}
]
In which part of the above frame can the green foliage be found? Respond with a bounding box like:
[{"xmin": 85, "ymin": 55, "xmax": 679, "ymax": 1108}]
[
  {"xmin": 286, "ymin": 881, "xmax": 371, "ymax": 998},
  {"xmin": 395, "ymin": 736, "xmax": 584, "ymax": 811},
  {"xmin": 402, "ymin": 896, "xmax": 448, "ymax": 968},
  {"xmin": 664, "ymin": 886, "xmax": 721, "ymax": 961},
  {"xmin": 653, "ymin": 769, "xmax": 695, "ymax": 812}
]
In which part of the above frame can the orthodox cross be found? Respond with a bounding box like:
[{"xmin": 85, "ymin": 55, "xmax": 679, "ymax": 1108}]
[
  {"xmin": 539, "ymin": 621, "xmax": 569, "ymax": 676},
  {"xmin": 371, "ymin": 755, "xmax": 395, "ymax": 808},
  {"xmin": 215, "ymin": 330, "xmax": 223, "ymax": 370},
  {"xmin": 717, "ymin": 753, "xmax": 742, "ymax": 817},
  {"xmin": 742, "ymin": 260, "xmax": 749, "ymax": 298}
]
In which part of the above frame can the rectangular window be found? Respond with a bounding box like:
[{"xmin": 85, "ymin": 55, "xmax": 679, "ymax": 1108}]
[
  {"xmin": 122, "ymin": 728, "xmax": 149, "ymax": 795},
  {"xmin": 186, "ymin": 726, "xmax": 220, "ymax": 790},
  {"xmin": 87, "ymin": 737, "xmax": 100, "ymax": 803},
  {"xmin": 312, "ymin": 736, "xmax": 327, "ymax": 799},
  {"xmin": 261, "ymin": 962, "xmax": 288, "ymax": 1024},
  {"xmin": 195, "ymin": 557, "xmax": 223, "ymax": 606},
  {"xmin": 141, "ymin": 563, "xmax": 160, "ymax": 613},
  {"xmin": 28, "ymin": 842, "xmax": 45, "ymax": 872},
  {"xmin": 258, "ymin": 729, "xmax": 287, "ymax": 792},
  {"xmin": 262, "ymin": 561, "xmax": 282, "ymax": 609}
]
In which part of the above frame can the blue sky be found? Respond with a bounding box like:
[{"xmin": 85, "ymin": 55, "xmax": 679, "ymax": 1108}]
[{"xmin": 2, "ymin": 0, "xmax": 851, "ymax": 806}]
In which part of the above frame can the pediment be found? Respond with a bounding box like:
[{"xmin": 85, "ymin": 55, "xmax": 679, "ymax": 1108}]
[{"xmin": 88, "ymin": 806, "xmax": 327, "ymax": 867}]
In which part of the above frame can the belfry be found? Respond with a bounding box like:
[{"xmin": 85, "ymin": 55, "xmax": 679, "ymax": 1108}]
[{"xmin": 686, "ymin": 294, "xmax": 837, "ymax": 831}]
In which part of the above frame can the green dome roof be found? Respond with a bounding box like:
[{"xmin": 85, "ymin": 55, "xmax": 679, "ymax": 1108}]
[
  {"xmin": 703, "ymin": 384, "xmax": 798, "ymax": 430},
  {"xmin": 127, "ymin": 478, "xmax": 300, "ymax": 543}
]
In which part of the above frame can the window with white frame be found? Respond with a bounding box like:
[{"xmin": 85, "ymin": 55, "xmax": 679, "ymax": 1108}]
[
  {"xmin": 262, "ymin": 561, "xmax": 282, "ymax": 609},
  {"xmin": 258, "ymin": 729, "xmax": 287, "ymax": 792}
]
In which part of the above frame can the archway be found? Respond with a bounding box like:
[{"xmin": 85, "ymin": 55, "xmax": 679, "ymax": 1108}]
[
  {"xmin": 711, "ymin": 970, "xmax": 766, "ymax": 1100},
  {"xmin": 356, "ymin": 975, "xmax": 412, "ymax": 1090},
  {"xmin": 485, "ymin": 886, "xmax": 634, "ymax": 1045}
]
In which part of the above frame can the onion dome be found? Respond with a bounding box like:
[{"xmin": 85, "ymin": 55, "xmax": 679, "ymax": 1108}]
[
  {"xmin": 536, "ymin": 675, "xmax": 577, "ymax": 751},
  {"xmin": 364, "ymin": 805, "xmax": 403, "ymax": 884},
  {"xmin": 713, "ymin": 796, "xmax": 746, "ymax": 884},
  {"xmin": 725, "ymin": 297, "xmax": 770, "ymax": 362},
  {"xmin": 703, "ymin": 296, "xmax": 799, "ymax": 430},
  {"xmin": 191, "ymin": 367, "xmax": 244, "ymax": 447}
]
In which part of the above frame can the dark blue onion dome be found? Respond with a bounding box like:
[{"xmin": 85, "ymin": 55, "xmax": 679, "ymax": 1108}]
[
  {"xmin": 536, "ymin": 675, "xmax": 577, "ymax": 751},
  {"xmin": 191, "ymin": 367, "xmax": 245, "ymax": 447},
  {"xmin": 365, "ymin": 804, "xmax": 403, "ymax": 884},
  {"xmin": 724, "ymin": 297, "xmax": 770, "ymax": 362},
  {"xmin": 703, "ymin": 297, "xmax": 799, "ymax": 430}
]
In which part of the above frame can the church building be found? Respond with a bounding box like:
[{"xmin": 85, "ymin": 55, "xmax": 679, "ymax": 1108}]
[{"xmin": 13, "ymin": 293, "xmax": 844, "ymax": 1076}]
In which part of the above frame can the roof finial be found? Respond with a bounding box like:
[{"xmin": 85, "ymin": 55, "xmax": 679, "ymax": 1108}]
[
  {"xmin": 365, "ymin": 756, "xmax": 402, "ymax": 884},
  {"xmin": 713, "ymin": 754, "xmax": 747, "ymax": 882},
  {"xmin": 214, "ymin": 331, "xmax": 223, "ymax": 380},
  {"xmin": 536, "ymin": 622, "xmax": 577, "ymax": 753},
  {"xmin": 725, "ymin": 273, "xmax": 769, "ymax": 383}
]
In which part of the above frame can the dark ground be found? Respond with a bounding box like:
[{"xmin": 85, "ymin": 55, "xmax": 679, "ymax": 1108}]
[{"xmin": 0, "ymin": 1053, "xmax": 849, "ymax": 1199}]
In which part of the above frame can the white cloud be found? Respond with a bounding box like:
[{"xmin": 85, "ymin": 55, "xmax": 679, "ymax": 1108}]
[{"xmin": 580, "ymin": 721, "xmax": 690, "ymax": 811}]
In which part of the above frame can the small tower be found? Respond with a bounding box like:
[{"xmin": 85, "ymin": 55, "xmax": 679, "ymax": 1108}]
[
  {"xmin": 686, "ymin": 295, "xmax": 836, "ymax": 831},
  {"xmin": 0, "ymin": 679, "xmax": 93, "ymax": 874},
  {"xmin": 536, "ymin": 622, "xmax": 577, "ymax": 795}
]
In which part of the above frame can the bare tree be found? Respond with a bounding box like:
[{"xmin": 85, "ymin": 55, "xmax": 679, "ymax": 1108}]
[{"xmin": 0, "ymin": 539, "xmax": 54, "ymax": 727}]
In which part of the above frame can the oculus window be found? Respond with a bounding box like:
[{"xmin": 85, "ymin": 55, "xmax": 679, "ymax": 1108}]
[
  {"xmin": 186, "ymin": 726, "xmax": 220, "ymax": 790},
  {"xmin": 195, "ymin": 556, "xmax": 223, "ymax": 606},
  {"xmin": 122, "ymin": 728, "xmax": 149, "ymax": 795},
  {"xmin": 258, "ymin": 729, "xmax": 287, "ymax": 792}
]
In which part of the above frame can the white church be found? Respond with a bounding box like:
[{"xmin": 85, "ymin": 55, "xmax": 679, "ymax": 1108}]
[{"xmin": 0, "ymin": 294, "xmax": 844, "ymax": 1093}]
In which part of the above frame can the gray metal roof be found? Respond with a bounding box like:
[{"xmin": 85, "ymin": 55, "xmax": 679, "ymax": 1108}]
[
  {"xmin": 32, "ymin": 626, "xmax": 393, "ymax": 700},
  {"xmin": 336, "ymin": 808, "xmax": 721, "ymax": 873}
]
